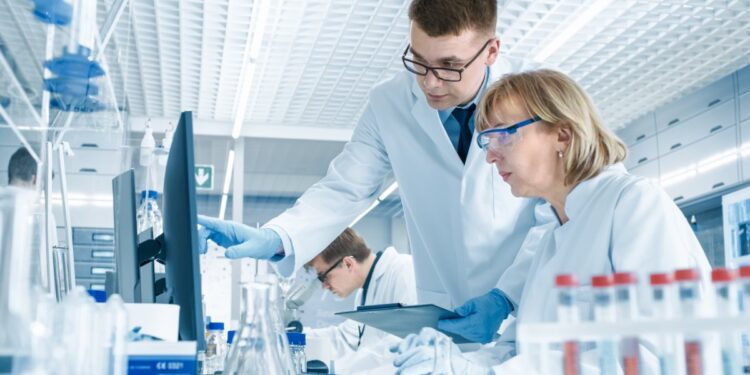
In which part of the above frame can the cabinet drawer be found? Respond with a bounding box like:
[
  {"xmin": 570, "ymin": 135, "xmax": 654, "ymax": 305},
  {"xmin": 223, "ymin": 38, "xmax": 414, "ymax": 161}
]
[
  {"xmin": 617, "ymin": 112, "xmax": 656, "ymax": 147},
  {"xmin": 65, "ymin": 147, "xmax": 124, "ymax": 175},
  {"xmin": 76, "ymin": 277, "xmax": 106, "ymax": 291},
  {"xmin": 739, "ymin": 64, "xmax": 750, "ymax": 95},
  {"xmin": 624, "ymin": 136, "xmax": 658, "ymax": 169},
  {"xmin": 75, "ymin": 261, "xmax": 115, "ymax": 279},
  {"xmin": 73, "ymin": 227, "xmax": 115, "ymax": 246},
  {"xmin": 63, "ymin": 129, "xmax": 124, "ymax": 149},
  {"xmin": 660, "ymin": 127, "xmax": 738, "ymax": 202},
  {"xmin": 73, "ymin": 246, "xmax": 115, "ymax": 262},
  {"xmin": 657, "ymin": 99, "xmax": 735, "ymax": 156},
  {"xmin": 655, "ymin": 74, "xmax": 734, "ymax": 131},
  {"xmin": 741, "ymin": 92, "xmax": 750, "ymax": 122},
  {"xmin": 628, "ymin": 159, "xmax": 659, "ymax": 182}
]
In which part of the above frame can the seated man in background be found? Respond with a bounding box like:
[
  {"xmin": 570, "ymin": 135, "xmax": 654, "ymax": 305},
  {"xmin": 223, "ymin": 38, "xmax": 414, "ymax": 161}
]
[{"xmin": 305, "ymin": 227, "xmax": 417, "ymax": 373}]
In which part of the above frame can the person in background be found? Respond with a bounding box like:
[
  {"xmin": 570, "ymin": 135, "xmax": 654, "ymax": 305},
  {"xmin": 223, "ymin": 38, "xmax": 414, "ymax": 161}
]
[
  {"xmin": 392, "ymin": 69, "xmax": 712, "ymax": 374},
  {"xmin": 304, "ymin": 227, "xmax": 416, "ymax": 373},
  {"xmin": 7, "ymin": 146, "xmax": 58, "ymax": 292},
  {"xmin": 198, "ymin": 0, "xmax": 548, "ymax": 346}
]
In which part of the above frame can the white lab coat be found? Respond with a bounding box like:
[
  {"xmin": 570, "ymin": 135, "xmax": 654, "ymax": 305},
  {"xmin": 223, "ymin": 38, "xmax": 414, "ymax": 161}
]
[
  {"xmin": 462, "ymin": 163, "xmax": 713, "ymax": 373},
  {"xmin": 267, "ymin": 57, "xmax": 542, "ymax": 309},
  {"xmin": 305, "ymin": 247, "xmax": 416, "ymax": 372}
]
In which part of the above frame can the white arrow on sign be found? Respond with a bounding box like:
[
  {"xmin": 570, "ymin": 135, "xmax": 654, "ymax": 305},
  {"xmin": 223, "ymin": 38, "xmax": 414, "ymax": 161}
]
[{"xmin": 196, "ymin": 168, "xmax": 209, "ymax": 186}]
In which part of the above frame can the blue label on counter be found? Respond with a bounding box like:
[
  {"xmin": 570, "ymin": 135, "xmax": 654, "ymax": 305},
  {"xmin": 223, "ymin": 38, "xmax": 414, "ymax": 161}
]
[{"xmin": 128, "ymin": 356, "xmax": 196, "ymax": 374}]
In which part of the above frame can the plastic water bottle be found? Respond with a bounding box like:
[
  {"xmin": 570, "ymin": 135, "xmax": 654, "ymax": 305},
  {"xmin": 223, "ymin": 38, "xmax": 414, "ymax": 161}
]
[
  {"xmin": 204, "ymin": 322, "xmax": 226, "ymax": 374},
  {"xmin": 650, "ymin": 272, "xmax": 685, "ymax": 375},
  {"xmin": 136, "ymin": 190, "xmax": 162, "ymax": 236},
  {"xmin": 613, "ymin": 272, "xmax": 640, "ymax": 375},
  {"xmin": 287, "ymin": 332, "xmax": 307, "ymax": 374},
  {"xmin": 591, "ymin": 274, "xmax": 617, "ymax": 375},
  {"xmin": 555, "ymin": 274, "xmax": 580, "ymax": 375},
  {"xmin": 139, "ymin": 119, "xmax": 155, "ymax": 167},
  {"xmin": 712, "ymin": 268, "xmax": 743, "ymax": 375}
]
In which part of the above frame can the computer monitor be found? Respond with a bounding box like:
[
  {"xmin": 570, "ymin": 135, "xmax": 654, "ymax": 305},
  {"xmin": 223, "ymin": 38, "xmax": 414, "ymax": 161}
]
[
  {"xmin": 162, "ymin": 111, "xmax": 205, "ymax": 350},
  {"xmin": 112, "ymin": 169, "xmax": 140, "ymax": 303}
]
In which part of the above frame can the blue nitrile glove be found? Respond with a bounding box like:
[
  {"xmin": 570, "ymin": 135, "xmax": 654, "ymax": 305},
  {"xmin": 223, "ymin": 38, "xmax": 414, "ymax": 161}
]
[
  {"xmin": 391, "ymin": 328, "xmax": 494, "ymax": 375},
  {"xmin": 437, "ymin": 288, "xmax": 512, "ymax": 344},
  {"xmin": 197, "ymin": 215, "xmax": 282, "ymax": 259}
]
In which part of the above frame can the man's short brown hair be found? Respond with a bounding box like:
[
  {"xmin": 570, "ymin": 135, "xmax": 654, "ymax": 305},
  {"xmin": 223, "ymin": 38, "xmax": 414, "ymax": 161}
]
[
  {"xmin": 408, "ymin": 0, "xmax": 497, "ymax": 37},
  {"xmin": 312, "ymin": 228, "xmax": 372, "ymax": 266}
]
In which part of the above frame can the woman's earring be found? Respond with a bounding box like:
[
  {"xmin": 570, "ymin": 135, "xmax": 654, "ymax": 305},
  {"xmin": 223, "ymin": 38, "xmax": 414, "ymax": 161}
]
[{"xmin": 558, "ymin": 150, "xmax": 563, "ymax": 159}]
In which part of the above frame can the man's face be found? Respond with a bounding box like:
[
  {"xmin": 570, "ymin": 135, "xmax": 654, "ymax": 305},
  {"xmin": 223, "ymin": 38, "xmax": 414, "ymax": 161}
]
[
  {"xmin": 407, "ymin": 23, "xmax": 500, "ymax": 110},
  {"xmin": 310, "ymin": 256, "xmax": 360, "ymax": 298}
]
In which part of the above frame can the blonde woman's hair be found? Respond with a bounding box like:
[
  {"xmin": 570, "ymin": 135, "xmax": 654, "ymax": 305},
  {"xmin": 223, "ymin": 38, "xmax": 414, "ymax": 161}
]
[{"xmin": 476, "ymin": 69, "xmax": 627, "ymax": 186}]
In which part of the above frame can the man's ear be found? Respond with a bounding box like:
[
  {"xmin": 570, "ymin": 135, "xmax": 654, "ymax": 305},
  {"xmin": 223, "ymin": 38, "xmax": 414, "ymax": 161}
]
[{"xmin": 342, "ymin": 256, "xmax": 356, "ymax": 271}]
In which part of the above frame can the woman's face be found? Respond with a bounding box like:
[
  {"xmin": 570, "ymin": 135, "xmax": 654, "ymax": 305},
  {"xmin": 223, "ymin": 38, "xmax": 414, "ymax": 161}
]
[{"xmin": 483, "ymin": 98, "xmax": 565, "ymax": 198}]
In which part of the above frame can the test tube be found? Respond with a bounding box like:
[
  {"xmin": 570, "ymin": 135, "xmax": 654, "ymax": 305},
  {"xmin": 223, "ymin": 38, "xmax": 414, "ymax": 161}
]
[
  {"xmin": 675, "ymin": 268, "xmax": 705, "ymax": 375},
  {"xmin": 592, "ymin": 274, "xmax": 618, "ymax": 375},
  {"xmin": 614, "ymin": 272, "xmax": 640, "ymax": 375},
  {"xmin": 712, "ymin": 268, "xmax": 743, "ymax": 375},
  {"xmin": 650, "ymin": 272, "xmax": 685, "ymax": 375},
  {"xmin": 739, "ymin": 266, "xmax": 750, "ymax": 371},
  {"xmin": 556, "ymin": 274, "xmax": 580, "ymax": 375}
]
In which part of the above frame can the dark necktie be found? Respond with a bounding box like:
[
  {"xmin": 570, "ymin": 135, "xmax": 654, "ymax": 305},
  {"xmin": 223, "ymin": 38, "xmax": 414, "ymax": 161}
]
[{"xmin": 452, "ymin": 103, "xmax": 476, "ymax": 164}]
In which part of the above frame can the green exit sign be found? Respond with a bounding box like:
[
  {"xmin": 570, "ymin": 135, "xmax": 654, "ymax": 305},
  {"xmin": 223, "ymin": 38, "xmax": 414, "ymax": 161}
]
[{"xmin": 195, "ymin": 165, "xmax": 214, "ymax": 190}]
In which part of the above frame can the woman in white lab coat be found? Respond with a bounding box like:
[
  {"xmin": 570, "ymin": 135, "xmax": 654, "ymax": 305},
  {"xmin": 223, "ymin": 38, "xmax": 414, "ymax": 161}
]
[{"xmin": 392, "ymin": 69, "xmax": 712, "ymax": 374}]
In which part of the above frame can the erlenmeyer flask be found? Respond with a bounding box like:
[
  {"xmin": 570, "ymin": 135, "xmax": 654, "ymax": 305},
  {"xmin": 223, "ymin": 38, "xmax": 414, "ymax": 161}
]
[
  {"xmin": 259, "ymin": 275, "xmax": 296, "ymax": 372},
  {"xmin": 224, "ymin": 282, "xmax": 294, "ymax": 375}
]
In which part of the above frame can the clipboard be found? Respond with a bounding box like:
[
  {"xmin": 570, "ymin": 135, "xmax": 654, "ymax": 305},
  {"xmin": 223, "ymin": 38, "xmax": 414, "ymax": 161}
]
[{"xmin": 335, "ymin": 303, "xmax": 475, "ymax": 344}]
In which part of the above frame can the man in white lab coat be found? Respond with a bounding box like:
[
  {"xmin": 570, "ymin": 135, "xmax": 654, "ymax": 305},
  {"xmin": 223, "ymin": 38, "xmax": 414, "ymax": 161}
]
[
  {"xmin": 198, "ymin": 0, "xmax": 543, "ymax": 343},
  {"xmin": 303, "ymin": 228, "xmax": 416, "ymax": 372}
]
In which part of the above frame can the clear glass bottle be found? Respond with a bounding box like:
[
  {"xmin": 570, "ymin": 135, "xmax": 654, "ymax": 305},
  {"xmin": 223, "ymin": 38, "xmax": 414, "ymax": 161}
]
[
  {"xmin": 286, "ymin": 332, "xmax": 307, "ymax": 374},
  {"xmin": 136, "ymin": 190, "xmax": 162, "ymax": 236},
  {"xmin": 223, "ymin": 282, "xmax": 294, "ymax": 375},
  {"xmin": 204, "ymin": 322, "xmax": 226, "ymax": 374},
  {"xmin": 591, "ymin": 275, "xmax": 617, "ymax": 375},
  {"xmin": 613, "ymin": 272, "xmax": 640, "ymax": 375},
  {"xmin": 556, "ymin": 274, "xmax": 580, "ymax": 375}
]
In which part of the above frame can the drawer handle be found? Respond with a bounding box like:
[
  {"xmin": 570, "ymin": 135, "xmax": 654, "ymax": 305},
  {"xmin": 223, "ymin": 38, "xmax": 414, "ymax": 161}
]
[
  {"xmin": 673, "ymin": 196, "xmax": 684, "ymax": 202},
  {"xmin": 712, "ymin": 182, "xmax": 725, "ymax": 189},
  {"xmin": 708, "ymin": 99, "xmax": 721, "ymax": 107},
  {"xmin": 709, "ymin": 125, "xmax": 723, "ymax": 133},
  {"xmin": 81, "ymin": 143, "xmax": 99, "ymax": 148},
  {"xmin": 670, "ymin": 143, "xmax": 682, "ymax": 150},
  {"xmin": 637, "ymin": 157, "xmax": 648, "ymax": 164},
  {"xmin": 92, "ymin": 250, "xmax": 114, "ymax": 258},
  {"xmin": 635, "ymin": 134, "xmax": 646, "ymax": 142},
  {"xmin": 91, "ymin": 233, "xmax": 114, "ymax": 243},
  {"xmin": 79, "ymin": 168, "xmax": 97, "ymax": 173},
  {"xmin": 668, "ymin": 118, "xmax": 680, "ymax": 126}
]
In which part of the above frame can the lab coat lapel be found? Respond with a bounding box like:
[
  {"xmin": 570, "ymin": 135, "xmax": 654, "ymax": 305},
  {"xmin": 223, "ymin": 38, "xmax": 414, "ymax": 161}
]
[{"xmin": 409, "ymin": 78, "xmax": 465, "ymax": 171}]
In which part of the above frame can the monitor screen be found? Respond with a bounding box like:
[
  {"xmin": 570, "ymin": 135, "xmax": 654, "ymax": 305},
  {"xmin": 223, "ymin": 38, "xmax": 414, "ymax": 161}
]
[
  {"xmin": 163, "ymin": 111, "xmax": 206, "ymax": 350},
  {"xmin": 112, "ymin": 169, "xmax": 141, "ymax": 303}
]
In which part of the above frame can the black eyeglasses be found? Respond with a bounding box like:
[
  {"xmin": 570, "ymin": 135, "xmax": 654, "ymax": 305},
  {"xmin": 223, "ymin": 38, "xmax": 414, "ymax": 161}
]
[
  {"xmin": 317, "ymin": 257, "xmax": 345, "ymax": 283},
  {"xmin": 401, "ymin": 39, "xmax": 493, "ymax": 82}
]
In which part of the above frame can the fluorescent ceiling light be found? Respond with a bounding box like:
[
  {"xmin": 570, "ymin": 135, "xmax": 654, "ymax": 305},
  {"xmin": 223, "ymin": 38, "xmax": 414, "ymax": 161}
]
[
  {"xmin": 533, "ymin": 0, "xmax": 614, "ymax": 62},
  {"xmin": 231, "ymin": 0, "xmax": 269, "ymax": 139},
  {"xmin": 219, "ymin": 194, "xmax": 228, "ymax": 220}
]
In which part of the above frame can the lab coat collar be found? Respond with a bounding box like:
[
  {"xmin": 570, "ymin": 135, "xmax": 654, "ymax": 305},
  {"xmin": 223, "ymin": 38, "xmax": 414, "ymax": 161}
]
[{"xmin": 561, "ymin": 163, "xmax": 627, "ymax": 222}]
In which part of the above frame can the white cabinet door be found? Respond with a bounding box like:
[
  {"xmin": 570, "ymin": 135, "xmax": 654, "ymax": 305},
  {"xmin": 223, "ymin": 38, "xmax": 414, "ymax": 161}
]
[
  {"xmin": 741, "ymin": 92, "xmax": 750, "ymax": 123},
  {"xmin": 628, "ymin": 159, "xmax": 660, "ymax": 183},
  {"xmin": 617, "ymin": 112, "xmax": 656, "ymax": 147},
  {"xmin": 739, "ymin": 64, "xmax": 750, "ymax": 95},
  {"xmin": 625, "ymin": 136, "xmax": 658, "ymax": 169},
  {"xmin": 657, "ymin": 99, "xmax": 735, "ymax": 156},
  {"xmin": 660, "ymin": 127, "xmax": 738, "ymax": 203},
  {"xmin": 655, "ymin": 74, "xmax": 734, "ymax": 131},
  {"xmin": 65, "ymin": 147, "xmax": 123, "ymax": 175}
]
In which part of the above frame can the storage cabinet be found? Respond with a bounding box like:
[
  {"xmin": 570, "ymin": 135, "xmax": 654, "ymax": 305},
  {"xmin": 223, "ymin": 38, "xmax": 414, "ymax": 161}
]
[
  {"xmin": 624, "ymin": 136, "xmax": 658, "ymax": 169},
  {"xmin": 617, "ymin": 112, "xmax": 656, "ymax": 147},
  {"xmin": 657, "ymin": 99, "xmax": 735, "ymax": 156},
  {"xmin": 655, "ymin": 74, "xmax": 734, "ymax": 131}
]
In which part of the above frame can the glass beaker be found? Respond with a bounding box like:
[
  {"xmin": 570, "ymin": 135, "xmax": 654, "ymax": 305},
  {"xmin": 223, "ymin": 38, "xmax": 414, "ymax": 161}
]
[{"xmin": 224, "ymin": 282, "xmax": 294, "ymax": 374}]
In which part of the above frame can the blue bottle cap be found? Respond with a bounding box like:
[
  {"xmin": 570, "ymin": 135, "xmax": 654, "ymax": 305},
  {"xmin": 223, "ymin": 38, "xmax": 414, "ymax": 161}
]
[
  {"xmin": 227, "ymin": 330, "xmax": 236, "ymax": 344},
  {"xmin": 87, "ymin": 289, "xmax": 107, "ymax": 303},
  {"xmin": 286, "ymin": 332, "xmax": 306, "ymax": 346},
  {"xmin": 207, "ymin": 322, "xmax": 224, "ymax": 331}
]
